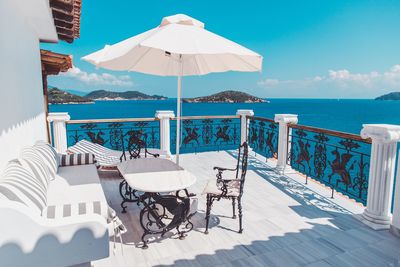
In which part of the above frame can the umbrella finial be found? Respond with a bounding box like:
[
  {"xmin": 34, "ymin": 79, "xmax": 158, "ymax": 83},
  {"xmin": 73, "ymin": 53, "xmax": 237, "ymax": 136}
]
[{"xmin": 160, "ymin": 14, "xmax": 205, "ymax": 28}]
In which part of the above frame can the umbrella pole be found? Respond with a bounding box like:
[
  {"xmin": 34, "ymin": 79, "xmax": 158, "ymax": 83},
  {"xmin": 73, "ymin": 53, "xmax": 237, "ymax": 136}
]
[{"xmin": 176, "ymin": 74, "xmax": 182, "ymax": 165}]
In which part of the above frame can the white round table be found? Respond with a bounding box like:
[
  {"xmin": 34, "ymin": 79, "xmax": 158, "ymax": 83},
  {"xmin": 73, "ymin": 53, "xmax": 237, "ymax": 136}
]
[
  {"xmin": 117, "ymin": 158, "xmax": 197, "ymax": 193},
  {"xmin": 117, "ymin": 158, "xmax": 197, "ymax": 248}
]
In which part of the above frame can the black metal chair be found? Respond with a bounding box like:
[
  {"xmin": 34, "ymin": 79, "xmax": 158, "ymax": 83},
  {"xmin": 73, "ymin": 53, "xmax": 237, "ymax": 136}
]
[
  {"xmin": 204, "ymin": 142, "xmax": 249, "ymax": 234},
  {"xmin": 120, "ymin": 131, "xmax": 159, "ymax": 161}
]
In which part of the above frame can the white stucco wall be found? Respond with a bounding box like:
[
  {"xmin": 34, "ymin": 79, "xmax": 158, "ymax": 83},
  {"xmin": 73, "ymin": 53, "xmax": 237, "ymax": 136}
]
[{"xmin": 0, "ymin": 0, "xmax": 55, "ymax": 170}]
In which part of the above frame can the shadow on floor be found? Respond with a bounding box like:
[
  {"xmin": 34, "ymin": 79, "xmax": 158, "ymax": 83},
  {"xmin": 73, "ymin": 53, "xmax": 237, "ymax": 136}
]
[
  {"xmin": 99, "ymin": 152, "xmax": 400, "ymax": 266},
  {"xmin": 152, "ymin": 220, "xmax": 400, "ymax": 267}
]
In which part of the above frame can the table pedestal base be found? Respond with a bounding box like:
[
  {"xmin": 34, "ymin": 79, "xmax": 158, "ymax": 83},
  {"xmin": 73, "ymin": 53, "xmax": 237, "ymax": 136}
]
[
  {"xmin": 139, "ymin": 191, "xmax": 194, "ymax": 249},
  {"xmin": 119, "ymin": 179, "xmax": 141, "ymax": 213},
  {"xmin": 119, "ymin": 179, "xmax": 194, "ymax": 249}
]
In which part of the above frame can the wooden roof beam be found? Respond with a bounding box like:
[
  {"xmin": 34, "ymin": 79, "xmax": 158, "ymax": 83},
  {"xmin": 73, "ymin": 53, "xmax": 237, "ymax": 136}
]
[
  {"xmin": 41, "ymin": 49, "xmax": 73, "ymax": 75},
  {"xmin": 52, "ymin": 8, "xmax": 74, "ymax": 23},
  {"xmin": 54, "ymin": 19, "xmax": 74, "ymax": 29},
  {"xmin": 55, "ymin": 26, "xmax": 74, "ymax": 36},
  {"xmin": 49, "ymin": 0, "xmax": 74, "ymax": 12},
  {"xmin": 57, "ymin": 33, "xmax": 74, "ymax": 43}
]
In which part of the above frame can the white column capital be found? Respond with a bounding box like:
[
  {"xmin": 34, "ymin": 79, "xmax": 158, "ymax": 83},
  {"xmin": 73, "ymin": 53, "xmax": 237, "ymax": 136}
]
[
  {"xmin": 47, "ymin": 113, "xmax": 69, "ymax": 153},
  {"xmin": 237, "ymin": 109, "xmax": 254, "ymax": 145},
  {"xmin": 236, "ymin": 109, "xmax": 254, "ymax": 117},
  {"xmin": 274, "ymin": 114, "xmax": 298, "ymax": 124},
  {"xmin": 155, "ymin": 110, "xmax": 175, "ymax": 120},
  {"xmin": 361, "ymin": 124, "xmax": 400, "ymax": 143},
  {"xmin": 47, "ymin": 112, "xmax": 70, "ymax": 122}
]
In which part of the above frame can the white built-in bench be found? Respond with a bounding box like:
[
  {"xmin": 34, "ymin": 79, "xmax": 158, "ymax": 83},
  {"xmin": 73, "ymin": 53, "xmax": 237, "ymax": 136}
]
[{"xmin": 0, "ymin": 141, "xmax": 112, "ymax": 267}]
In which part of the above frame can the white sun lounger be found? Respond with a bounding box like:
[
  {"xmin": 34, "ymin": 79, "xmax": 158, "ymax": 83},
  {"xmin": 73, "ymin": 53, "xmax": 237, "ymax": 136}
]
[{"xmin": 68, "ymin": 139, "xmax": 166, "ymax": 168}]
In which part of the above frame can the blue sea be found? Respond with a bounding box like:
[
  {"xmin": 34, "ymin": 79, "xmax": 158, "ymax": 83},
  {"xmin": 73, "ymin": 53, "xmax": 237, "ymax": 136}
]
[
  {"xmin": 49, "ymin": 99, "xmax": 400, "ymax": 134},
  {"xmin": 50, "ymin": 99, "xmax": 400, "ymax": 206}
]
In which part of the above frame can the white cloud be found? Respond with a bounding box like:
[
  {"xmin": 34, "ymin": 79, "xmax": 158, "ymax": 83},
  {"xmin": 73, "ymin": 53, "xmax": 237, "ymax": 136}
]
[
  {"xmin": 259, "ymin": 65, "xmax": 400, "ymax": 90},
  {"xmin": 62, "ymin": 67, "xmax": 134, "ymax": 87},
  {"xmin": 258, "ymin": 78, "xmax": 279, "ymax": 86}
]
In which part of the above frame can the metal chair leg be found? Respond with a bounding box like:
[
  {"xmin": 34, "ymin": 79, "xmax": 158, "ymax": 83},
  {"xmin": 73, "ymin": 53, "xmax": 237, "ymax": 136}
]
[
  {"xmin": 232, "ymin": 198, "xmax": 236, "ymax": 219},
  {"xmin": 205, "ymin": 194, "xmax": 211, "ymax": 234},
  {"xmin": 238, "ymin": 197, "xmax": 243, "ymax": 233}
]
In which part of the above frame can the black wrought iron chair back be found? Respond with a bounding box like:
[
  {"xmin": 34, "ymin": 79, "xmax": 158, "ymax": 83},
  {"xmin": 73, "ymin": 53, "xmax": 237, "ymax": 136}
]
[
  {"xmin": 204, "ymin": 141, "xmax": 249, "ymax": 234},
  {"xmin": 120, "ymin": 131, "xmax": 160, "ymax": 161},
  {"xmin": 119, "ymin": 131, "xmax": 160, "ymax": 214}
]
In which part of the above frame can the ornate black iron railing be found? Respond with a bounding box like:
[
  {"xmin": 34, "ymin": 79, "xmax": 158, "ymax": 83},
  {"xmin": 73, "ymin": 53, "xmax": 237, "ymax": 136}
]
[
  {"xmin": 170, "ymin": 115, "xmax": 241, "ymax": 154},
  {"xmin": 66, "ymin": 118, "xmax": 160, "ymax": 150},
  {"xmin": 247, "ymin": 116, "xmax": 279, "ymax": 159},
  {"xmin": 287, "ymin": 124, "xmax": 371, "ymax": 204}
]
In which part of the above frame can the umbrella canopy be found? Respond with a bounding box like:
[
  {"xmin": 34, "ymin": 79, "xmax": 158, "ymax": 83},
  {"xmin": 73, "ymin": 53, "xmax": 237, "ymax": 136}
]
[{"xmin": 82, "ymin": 14, "xmax": 263, "ymax": 164}]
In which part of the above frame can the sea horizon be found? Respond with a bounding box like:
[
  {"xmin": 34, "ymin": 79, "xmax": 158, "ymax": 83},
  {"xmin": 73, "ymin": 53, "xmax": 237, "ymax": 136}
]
[{"xmin": 50, "ymin": 98, "xmax": 400, "ymax": 135}]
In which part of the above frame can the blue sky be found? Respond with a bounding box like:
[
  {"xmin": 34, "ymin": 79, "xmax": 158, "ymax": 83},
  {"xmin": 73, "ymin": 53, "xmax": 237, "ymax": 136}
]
[{"xmin": 42, "ymin": 0, "xmax": 400, "ymax": 98}]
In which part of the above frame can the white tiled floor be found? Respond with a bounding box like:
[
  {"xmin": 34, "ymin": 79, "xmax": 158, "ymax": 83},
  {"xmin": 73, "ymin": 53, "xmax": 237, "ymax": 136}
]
[{"xmin": 93, "ymin": 151, "xmax": 400, "ymax": 267}]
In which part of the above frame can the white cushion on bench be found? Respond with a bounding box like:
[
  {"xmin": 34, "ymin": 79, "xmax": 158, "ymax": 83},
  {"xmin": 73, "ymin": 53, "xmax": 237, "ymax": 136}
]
[
  {"xmin": 43, "ymin": 201, "xmax": 109, "ymax": 219},
  {"xmin": 0, "ymin": 161, "xmax": 47, "ymax": 215},
  {"xmin": 46, "ymin": 164, "xmax": 107, "ymax": 207},
  {"xmin": 34, "ymin": 141, "xmax": 59, "ymax": 180},
  {"xmin": 19, "ymin": 147, "xmax": 51, "ymax": 190}
]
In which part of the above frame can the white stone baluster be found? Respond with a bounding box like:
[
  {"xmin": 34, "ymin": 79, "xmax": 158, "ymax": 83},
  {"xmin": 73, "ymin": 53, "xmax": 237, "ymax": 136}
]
[
  {"xmin": 274, "ymin": 114, "xmax": 298, "ymax": 175},
  {"xmin": 155, "ymin": 110, "xmax": 175, "ymax": 158},
  {"xmin": 236, "ymin": 109, "xmax": 254, "ymax": 145},
  {"xmin": 359, "ymin": 124, "xmax": 400, "ymax": 230},
  {"xmin": 47, "ymin": 112, "xmax": 71, "ymax": 153}
]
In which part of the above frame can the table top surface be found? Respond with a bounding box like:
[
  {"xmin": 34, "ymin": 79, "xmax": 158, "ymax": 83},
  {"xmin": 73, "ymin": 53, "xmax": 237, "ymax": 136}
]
[{"xmin": 117, "ymin": 158, "xmax": 197, "ymax": 193}]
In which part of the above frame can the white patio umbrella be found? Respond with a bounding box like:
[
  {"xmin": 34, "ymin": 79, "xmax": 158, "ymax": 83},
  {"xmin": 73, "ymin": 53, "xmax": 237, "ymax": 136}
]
[{"xmin": 82, "ymin": 14, "xmax": 262, "ymax": 164}]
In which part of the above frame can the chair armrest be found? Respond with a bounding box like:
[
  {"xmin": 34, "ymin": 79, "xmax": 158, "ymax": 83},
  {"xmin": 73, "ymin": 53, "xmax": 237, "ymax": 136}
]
[
  {"xmin": 0, "ymin": 202, "xmax": 109, "ymax": 267},
  {"xmin": 213, "ymin": 166, "xmax": 237, "ymax": 172},
  {"xmin": 145, "ymin": 148, "xmax": 160, "ymax": 158}
]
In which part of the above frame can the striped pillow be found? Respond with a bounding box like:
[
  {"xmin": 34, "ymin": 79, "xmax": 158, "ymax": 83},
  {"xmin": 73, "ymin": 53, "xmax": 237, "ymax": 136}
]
[
  {"xmin": 58, "ymin": 153, "xmax": 96, "ymax": 167},
  {"xmin": 43, "ymin": 201, "xmax": 108, "ymax": 219},
  {"xmin": 19, "ymin": 147, "xmax": 51, "ymax": 189},
  {"xmin": 0, "ymin": 161, "xmax": 47, "ymax": 215},
  {"xmin": 34, "ymin": 141, "xmax": 58, "ymax": 180}
]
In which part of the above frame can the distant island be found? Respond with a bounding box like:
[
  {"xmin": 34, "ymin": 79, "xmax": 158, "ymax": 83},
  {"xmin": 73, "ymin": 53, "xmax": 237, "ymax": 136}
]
[
  {"xmin": 183, "ymin": 90, "xmax": 268, "ymax": 103},
  {"xmin": 48, "ymin": 88, "xmax": 167, "ymax": 104},
  {"xmin": 375, "ymin": 92, "xmax": 400, "ymax": 100},
  {"xmin": 48, "ymin": 88, "xmax": 93, "ymax": 104},
  {"xmin": 86, "ymin": 90, "xmax": 167, "ymax": 101}
]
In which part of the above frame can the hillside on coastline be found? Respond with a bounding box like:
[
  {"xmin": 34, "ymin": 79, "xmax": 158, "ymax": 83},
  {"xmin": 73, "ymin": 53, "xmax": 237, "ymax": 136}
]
[
  {"xmin": 183, "ymin": 90, "xmax": 267, "ymax": 103},
  {"xmin": 375, "ymin": 92, "xmax": 400, "ymax": 100},
  {"xmin": 85, "ymin": 90, "xmax": 167, "ymax": 100},
  {"xmin": 48, "ymin": 88, "xmax": 93, "ymax": 104},
  {"xmin": 48, "ymin": 88, "xmax": 168, "ymax": 103}
]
